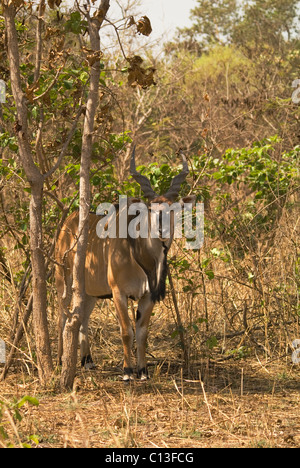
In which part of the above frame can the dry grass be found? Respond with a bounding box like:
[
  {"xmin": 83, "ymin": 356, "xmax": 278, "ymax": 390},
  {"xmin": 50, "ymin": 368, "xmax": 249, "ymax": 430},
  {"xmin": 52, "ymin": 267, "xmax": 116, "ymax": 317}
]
[
  {"xmin": 1, "ymin": 270, "xmax": 300, "ymax": 448},
  {"xmin": 0, "ymin": 357, "xmax": 300, "ymax": 448}
]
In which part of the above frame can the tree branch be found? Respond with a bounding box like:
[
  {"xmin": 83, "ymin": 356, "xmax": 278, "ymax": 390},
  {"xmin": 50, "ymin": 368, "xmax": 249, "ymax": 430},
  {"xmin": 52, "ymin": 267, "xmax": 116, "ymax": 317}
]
[
  {"xmin": 34, "ymin": 0, "xmax": 46, "ymax": 83},
  {"xmin": 43, "ymin": 102, "xmax": 84, "ymax": 180}
]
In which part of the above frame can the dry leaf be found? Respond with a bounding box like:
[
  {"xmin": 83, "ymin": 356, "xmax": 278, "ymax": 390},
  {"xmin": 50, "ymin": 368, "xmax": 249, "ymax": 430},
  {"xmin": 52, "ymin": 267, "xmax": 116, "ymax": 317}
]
[
  {"xmin": 25, "ymin": 81, "xmax": 39, "ymax": 103},
  {"xmin": 9, "ymin": 0, "xmax": 24, "ymax": 7},
  {"xmin": 128, "ymin": 16, "xmax": 136, "ymax": 27},
  {"xmin": 53, "ymin": 37, "xmax": 65, "ymax": 53},
  {"xmin": 128, "ymin": 55, "xmax": 144, "ymax": 66},
  {"xmin": 127, "ymin": 56, "xmax": 156, "ymax": 89},
  {"xmin": 136, "ymin": 16, "xmax": 152, "ymax": 36},
  {"xmin": 45, "ymin": 27, "xmax": 60, "ymax": 39},
  {"xmin": 84, "ymin": 49, "xmax": 103, "ymax": 67},
  {"xmin": 47, "ymin": 0, "xmax": 55, "ymax": 9}
]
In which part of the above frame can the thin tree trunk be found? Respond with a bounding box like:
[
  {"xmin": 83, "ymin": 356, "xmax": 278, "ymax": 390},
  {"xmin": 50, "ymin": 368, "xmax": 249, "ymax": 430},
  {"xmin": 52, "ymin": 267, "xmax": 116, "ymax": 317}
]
[
  {"xmin": 3, "ymin": 2, "xmax": 53, "ymax": 385},
  {"xmin": 0, "ymin": 202, "xmax": 72, "ymax": 382},
  {"xmin": 0, "ymin": 295, "xmax": 33, "ymax": 381},
  {"xmin": 30, "ymin": 182, "xmax": 53, "ymax": 382},
  {"xmin": 60, "ymin": 0, "xmax": 110, "ymax": 390},
  {"xmin": 167, "ymin": 266, "xmax": 188, "ymax": 364}
]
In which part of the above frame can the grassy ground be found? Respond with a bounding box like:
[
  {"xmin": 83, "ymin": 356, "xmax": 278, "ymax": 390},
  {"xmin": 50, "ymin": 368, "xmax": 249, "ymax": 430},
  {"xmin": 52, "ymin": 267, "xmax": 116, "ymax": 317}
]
[
  {"xmin": 1, "ymin": 356, "xmax": 299, "ymax": 448},
  {"xmin": 1, "ymin": 294, "xmax": 300, "ymax": 448}
]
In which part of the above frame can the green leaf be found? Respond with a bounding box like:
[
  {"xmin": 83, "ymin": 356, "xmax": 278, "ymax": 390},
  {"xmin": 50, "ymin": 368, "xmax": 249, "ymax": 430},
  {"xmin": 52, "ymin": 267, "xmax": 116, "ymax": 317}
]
[
  {"xmin": 63, "ymin": 80, "xmax": 73, "ymax": 90},
  {"xmin": 70, "ymin": 11, "xmax": 81, "ymax": 21},
  {"xmin": 248, "ymin": 272, "xmax": 255, "ymax": 283},
  {"xmin": 17, "ymin": 396, "xmax": 39, "ymax": 409},
  {"xmin": 0, "ymin": 425, "xmax": 8, "ymax": 440},
  {"xmin": 65, "ymin": 11, "xmax": 87, "ymax": 34},
  {"xmin": 210, "ymin": 248, "xmax": 221, "ymax": 257},
  {"xmin": 79, "ymin": 71, "xmax": 89, "ymax": 84},
  {"xmin": 29, "ymin": 434, "xmax": 39, "ymax": 445},
  {"xmin": 8, "ymin": 143, "xmax": 18, "ymax": 152},
  {"xmin": 197, "ymin": 317, "xmax": 208, "ymax": 324},
  {"xmin": 205, "ymin": 270, "xmax": 215, "ymax": 280},
  {"xmin": 206, "ymin": 336, "xmax": 218, "ymax": 349},
  {"xmin": 91, "ymin": 175, "xmax": 101, "ymax": 186},
  {"xmin": 14, "ymin": 409, "xmax": 22, "ymax": 422}
]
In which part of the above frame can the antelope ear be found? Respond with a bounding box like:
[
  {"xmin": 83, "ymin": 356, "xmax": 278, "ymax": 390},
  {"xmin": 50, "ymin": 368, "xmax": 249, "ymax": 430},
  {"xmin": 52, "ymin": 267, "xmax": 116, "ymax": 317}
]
[{"xmin": 179, "ymin": 195, "xmax": 197, "ymax": 207}]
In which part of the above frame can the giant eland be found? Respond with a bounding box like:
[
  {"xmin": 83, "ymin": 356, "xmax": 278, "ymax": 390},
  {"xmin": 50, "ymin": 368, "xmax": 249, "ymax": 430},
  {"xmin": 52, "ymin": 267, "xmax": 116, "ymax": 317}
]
[{"xmin": 55, "ymin": 148, "xmax": 194, "ymax": 381}]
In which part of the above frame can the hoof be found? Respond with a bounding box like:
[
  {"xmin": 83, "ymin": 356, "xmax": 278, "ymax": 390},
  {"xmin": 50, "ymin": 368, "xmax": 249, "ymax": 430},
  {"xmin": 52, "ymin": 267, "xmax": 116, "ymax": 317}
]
[
  {"xmin": 137, "ymin": 367, "xmax": 149, "ymax": 381},
  {"xmin": 123, "ymin": 375, "xmax": 134, "ymax": 383},
  {"xmin": 81, "ymin": 355, "xmax": 96, "ymax": 370},
  {"xmin": 140, "ymin": 374, "xmax": 149, "ymax": 382},
  {"xmin": 123, "ymin": 367, "xmax": 134, "ymax": 382},
  {"xmin": 84, "ymin": 362, "xmax": 96, "ymax": 370}
]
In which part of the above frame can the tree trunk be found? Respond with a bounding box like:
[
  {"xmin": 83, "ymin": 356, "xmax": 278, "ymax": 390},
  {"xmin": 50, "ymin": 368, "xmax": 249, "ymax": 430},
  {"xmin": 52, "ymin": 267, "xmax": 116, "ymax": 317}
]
[
  {"xmin": 60, "ymin": 0, "xmax": 110, "ymax": 390},
  {"xmin": 30, "ymin": 182, "xmax": 53, "ymax": 382},
  {"xmin": 3, "ymin": 2, "xmax": 53, "ymax": 385}
]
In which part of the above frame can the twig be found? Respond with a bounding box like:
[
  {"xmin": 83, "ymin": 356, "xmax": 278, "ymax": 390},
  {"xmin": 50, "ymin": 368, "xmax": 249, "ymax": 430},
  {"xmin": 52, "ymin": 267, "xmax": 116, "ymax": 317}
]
[
  {"xmin": 33, "ymin": 0, "xmax": 46, "ymax": 83},
  {"xmin": 4, "ymin": 408, "xmax": 23, "ymax": 448},
  {"xmin": 199, "ymin": 371, "xmax": 214, "ymax": 422},
  {"xmin": 43, "ymin": 103, "xmax": 84, "ymax": 180},
  {"xmin": 167, "ymin": 265, "xmax": 188, "ymax": 364},
  {"xmin": 32, "ymin": 64, "xmax": 65, "ymax": 103},
  {"xmin": 172, "ymin": 375, "xmax": 192, "ymax": 410},
  {"xmin": 0, "ymin": 295, "xmax": 33, "ymax": 381},
  {"xmin": 105, "ymin": 18, "xmax": 128, "ymax": 61}
]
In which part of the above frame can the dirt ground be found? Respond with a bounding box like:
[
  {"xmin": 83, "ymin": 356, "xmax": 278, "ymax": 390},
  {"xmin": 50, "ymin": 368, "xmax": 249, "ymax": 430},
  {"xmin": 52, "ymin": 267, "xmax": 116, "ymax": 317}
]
[{"xmin": 1, "ymin": 356, "xmax": 299, "ymax": 448}]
